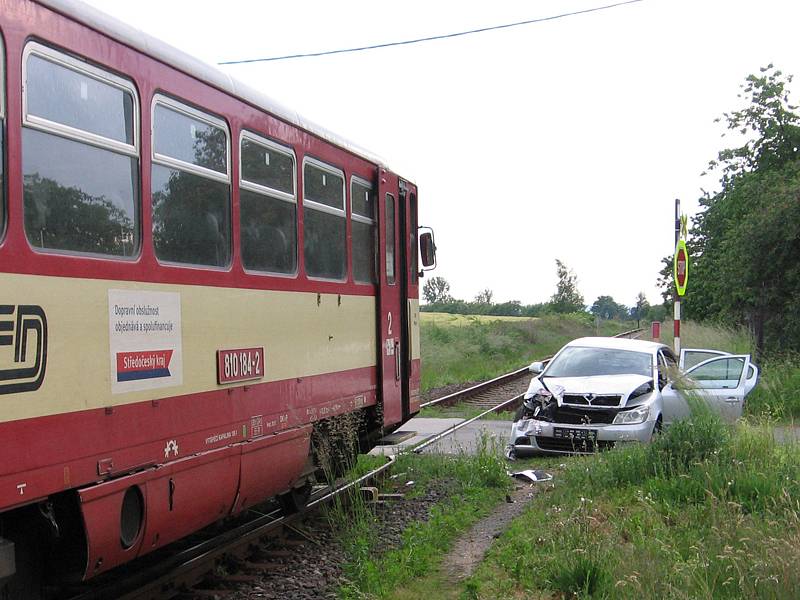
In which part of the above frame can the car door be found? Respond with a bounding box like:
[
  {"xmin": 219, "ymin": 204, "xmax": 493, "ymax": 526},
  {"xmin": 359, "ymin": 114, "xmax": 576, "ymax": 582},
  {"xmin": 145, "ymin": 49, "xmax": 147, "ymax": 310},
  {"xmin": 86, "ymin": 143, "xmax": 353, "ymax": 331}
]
[
  {"xmin": 680, "ymin": 348, "xmax": 759, "ymax": 397},
  {"xmin": 661, "ymin": 355, "xmax": 751, "ymax": 423}
]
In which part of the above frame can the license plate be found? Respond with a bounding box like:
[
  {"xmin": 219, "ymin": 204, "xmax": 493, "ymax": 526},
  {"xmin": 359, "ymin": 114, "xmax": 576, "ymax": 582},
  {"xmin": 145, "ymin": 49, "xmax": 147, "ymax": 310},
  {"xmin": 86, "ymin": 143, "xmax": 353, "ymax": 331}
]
[{"xmin": 553, "ymin": 427, "xmax": 597, "ymax": 442}]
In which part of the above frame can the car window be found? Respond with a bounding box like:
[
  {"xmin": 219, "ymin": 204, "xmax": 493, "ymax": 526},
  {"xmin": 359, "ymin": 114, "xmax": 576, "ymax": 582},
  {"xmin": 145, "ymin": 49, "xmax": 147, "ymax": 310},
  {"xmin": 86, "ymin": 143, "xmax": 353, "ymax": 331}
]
[
  {"xmin": 545, "ymin": 347, "xmax": 652, "ymax": 377},
  {"xmin": 689, "ymin": 357, "xmax": 745, "ymax": 389},
  {"xmin": 683, "ymin": 350, "xmax": 725, "ymax": 369}
]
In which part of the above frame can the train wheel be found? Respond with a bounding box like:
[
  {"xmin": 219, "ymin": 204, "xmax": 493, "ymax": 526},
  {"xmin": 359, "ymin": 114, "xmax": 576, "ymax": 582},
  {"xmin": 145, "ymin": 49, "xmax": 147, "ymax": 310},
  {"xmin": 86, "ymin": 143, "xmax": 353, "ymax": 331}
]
[{"xmin": 278, "ymin": 481, "xmax": 312, "ymax": 514}]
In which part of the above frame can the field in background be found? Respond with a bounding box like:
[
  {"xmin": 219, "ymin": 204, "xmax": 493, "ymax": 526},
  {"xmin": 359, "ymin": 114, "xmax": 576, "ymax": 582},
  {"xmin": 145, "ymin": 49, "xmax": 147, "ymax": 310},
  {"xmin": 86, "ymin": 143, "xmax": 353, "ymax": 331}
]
[{"xmin": 419, "ymin": 312, "xmax": 631, "ymax": 393}]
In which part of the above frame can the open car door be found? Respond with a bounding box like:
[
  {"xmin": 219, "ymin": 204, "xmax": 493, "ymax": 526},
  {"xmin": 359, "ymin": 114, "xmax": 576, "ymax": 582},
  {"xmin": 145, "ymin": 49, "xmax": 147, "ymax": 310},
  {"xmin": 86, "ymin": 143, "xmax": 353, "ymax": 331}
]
[
  {"xmin": 680, "ymin": 348, "xmax": 759, "ymax": 396},
  {"xmin": 661, "ymin": 354, "xmax": 752, "ymax": 424}
]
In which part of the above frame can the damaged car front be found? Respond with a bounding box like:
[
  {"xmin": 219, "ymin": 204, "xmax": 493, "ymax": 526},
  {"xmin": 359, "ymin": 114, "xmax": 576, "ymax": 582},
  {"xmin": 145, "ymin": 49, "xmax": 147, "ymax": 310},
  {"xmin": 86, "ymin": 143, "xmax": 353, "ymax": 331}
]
[{"xmin": 508, "ymin": 338, "xmax": 663, "ymax": 457}]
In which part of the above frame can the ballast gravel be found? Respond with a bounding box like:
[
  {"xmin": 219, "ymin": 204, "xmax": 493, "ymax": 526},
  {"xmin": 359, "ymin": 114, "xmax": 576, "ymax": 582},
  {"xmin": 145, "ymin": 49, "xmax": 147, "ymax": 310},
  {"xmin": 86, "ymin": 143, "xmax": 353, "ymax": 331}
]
[{"xmin": 223, "ymin": 481, "xmax": 452, "ymax": 600}]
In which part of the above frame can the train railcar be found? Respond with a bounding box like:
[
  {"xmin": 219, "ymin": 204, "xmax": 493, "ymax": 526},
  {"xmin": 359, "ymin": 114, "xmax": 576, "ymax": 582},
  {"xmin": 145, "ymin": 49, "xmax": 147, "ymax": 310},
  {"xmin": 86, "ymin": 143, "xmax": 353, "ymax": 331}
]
[{"xmin": 0, "ymin": 1, "xmax": 436, "ymax": 596}]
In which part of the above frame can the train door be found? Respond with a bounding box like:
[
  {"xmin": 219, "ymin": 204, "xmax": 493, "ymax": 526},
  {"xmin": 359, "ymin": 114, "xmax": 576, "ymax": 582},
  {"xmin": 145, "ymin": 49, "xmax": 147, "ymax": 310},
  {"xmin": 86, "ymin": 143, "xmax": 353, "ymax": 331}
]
[
  {"xmin": 377, "ymin": 169, "xmax": 406, "ymax": 427},
  {"xmin": 399, "ymin": 180, "xmax": 420, "ymax": 419}
]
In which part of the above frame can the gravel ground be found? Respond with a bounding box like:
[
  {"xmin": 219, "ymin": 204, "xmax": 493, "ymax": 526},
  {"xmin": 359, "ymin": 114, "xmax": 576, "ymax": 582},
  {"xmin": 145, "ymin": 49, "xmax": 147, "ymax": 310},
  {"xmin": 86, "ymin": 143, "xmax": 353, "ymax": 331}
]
[{"xmin": 224, "ymin": 480, "xmax": 454, "ymax": 599}]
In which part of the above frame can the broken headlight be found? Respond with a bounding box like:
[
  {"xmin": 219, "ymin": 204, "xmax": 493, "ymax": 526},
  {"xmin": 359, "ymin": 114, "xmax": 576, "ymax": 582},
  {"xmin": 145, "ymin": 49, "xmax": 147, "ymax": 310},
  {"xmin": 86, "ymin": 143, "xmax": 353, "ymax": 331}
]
[{"xmin": 517, "ymin": 390, "xmax": 556, "ymax": 422}]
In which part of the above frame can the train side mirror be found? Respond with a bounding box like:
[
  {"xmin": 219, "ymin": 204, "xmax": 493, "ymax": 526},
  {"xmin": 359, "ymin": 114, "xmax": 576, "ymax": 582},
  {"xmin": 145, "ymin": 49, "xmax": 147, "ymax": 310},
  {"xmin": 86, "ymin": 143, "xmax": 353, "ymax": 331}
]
[{"xmin": 419, "ymin": 228, "xmax": 437, "ymax": 271}]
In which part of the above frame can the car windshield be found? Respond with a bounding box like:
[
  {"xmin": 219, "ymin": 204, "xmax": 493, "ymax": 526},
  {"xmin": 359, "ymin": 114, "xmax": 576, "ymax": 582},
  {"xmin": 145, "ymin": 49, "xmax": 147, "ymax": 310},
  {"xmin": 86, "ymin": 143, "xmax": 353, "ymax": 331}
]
[{"xmin": 544, "ymin": 346, "xmax": 652, "ymax": 377}]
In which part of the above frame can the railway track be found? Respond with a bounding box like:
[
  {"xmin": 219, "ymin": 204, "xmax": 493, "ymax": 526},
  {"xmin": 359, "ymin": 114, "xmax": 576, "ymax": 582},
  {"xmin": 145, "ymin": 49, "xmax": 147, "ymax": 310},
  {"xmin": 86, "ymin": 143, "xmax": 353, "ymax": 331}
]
[{"xmin": 62, "ymin": 328, "xmax": 644, "ymax": 600}]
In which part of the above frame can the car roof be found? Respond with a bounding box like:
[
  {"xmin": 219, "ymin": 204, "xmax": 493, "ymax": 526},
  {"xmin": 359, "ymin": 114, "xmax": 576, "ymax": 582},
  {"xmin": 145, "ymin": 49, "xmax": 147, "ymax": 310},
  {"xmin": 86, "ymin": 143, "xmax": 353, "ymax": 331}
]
[{"xmin": 564, "ymin": 337, "xmax": 667, "ymax": 354}]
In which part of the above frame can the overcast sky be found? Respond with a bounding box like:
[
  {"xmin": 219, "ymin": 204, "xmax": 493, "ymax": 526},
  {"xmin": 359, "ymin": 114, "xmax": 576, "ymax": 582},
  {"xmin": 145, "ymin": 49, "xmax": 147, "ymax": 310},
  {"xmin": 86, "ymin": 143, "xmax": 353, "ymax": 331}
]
[{"xmin": 83, "ymin": 0, "xmax": 800, "ymax": 308}]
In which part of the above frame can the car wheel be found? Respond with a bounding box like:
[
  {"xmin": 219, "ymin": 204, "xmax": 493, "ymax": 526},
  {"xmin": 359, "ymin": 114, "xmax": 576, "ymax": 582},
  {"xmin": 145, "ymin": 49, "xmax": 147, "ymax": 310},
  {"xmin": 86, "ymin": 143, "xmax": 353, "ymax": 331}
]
[{"xmin": 652, "ymin": 416, "xmax": 663, "ymax": 438}]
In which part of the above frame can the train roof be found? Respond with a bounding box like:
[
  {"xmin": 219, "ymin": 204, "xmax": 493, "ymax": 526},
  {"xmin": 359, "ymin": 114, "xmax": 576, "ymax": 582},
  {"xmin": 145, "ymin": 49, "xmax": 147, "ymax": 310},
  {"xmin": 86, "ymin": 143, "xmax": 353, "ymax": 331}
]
[{"xmin": 36, "ymin": 0, "xmax": 397, "ymax": 175}]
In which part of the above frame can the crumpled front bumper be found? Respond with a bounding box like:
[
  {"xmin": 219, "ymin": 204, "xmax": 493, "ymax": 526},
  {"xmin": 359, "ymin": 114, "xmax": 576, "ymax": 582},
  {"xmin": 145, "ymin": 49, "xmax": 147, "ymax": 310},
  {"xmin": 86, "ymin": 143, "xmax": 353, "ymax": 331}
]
[{"xmin": 509, "ymin": 416, "xmax": 657, "ymax": 456}]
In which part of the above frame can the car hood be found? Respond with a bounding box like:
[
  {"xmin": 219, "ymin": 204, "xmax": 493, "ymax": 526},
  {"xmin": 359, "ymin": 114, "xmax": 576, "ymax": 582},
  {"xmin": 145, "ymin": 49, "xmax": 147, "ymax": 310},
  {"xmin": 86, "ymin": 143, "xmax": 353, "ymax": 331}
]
[{"xmin": 526, "ymin": 373, "xmax": 652, "ymax": 398}]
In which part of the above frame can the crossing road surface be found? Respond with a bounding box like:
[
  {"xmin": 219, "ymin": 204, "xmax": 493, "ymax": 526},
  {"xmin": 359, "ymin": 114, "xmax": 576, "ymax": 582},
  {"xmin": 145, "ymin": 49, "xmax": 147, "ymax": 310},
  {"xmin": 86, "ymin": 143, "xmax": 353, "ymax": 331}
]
[{"xmin": 369, "ymin": 417, "xmax": 511, "ymax": 457}]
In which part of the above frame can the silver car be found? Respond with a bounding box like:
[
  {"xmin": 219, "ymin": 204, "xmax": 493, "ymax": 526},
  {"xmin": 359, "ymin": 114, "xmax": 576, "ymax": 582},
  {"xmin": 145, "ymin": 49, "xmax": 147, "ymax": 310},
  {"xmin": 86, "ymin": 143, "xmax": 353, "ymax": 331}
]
[{"xmin": 508, "ymin": 337, "xmax": 758, "ymax": 456}]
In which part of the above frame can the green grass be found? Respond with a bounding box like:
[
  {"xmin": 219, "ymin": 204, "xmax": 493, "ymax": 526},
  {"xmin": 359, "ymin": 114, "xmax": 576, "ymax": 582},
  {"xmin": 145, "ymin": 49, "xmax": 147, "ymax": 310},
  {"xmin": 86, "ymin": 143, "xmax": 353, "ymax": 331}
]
[
  {"xmin": 468, "ymin": 403, "xmax": 800, "ymax": 599},
  {"xmin": 657, "ymin": 320, "xmax": 754, "ymax": 355},
  {"xmin": 420, "ymin": 313, "xmax": 632, "ymax": 392},
  {"xmin": 330, "ymin": 436, "xmax": 511, "ymax": 599},
  {"xmin": 745, "ymin": 356, "xmax": 800, "ymax": 420}
]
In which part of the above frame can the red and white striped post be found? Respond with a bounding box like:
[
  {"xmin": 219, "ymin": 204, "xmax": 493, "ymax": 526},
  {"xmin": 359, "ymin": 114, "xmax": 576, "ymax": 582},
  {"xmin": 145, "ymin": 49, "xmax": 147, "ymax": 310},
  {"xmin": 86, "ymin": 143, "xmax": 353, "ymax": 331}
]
[
  {"xmin": 672, "ymin": 199, "xmax": 690, "ymax": 355},
  {"xmin": 674, "ymin": 199, "xmax": 681, "ymax": 354}
]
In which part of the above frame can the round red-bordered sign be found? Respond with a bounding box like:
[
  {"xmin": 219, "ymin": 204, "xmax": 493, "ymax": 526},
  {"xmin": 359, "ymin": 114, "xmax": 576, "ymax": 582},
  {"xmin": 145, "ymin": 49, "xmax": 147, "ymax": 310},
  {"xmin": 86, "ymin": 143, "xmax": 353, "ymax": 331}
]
[{"xmin": 673, "ymin": 239, "xmax": 689, "ymax": 296}]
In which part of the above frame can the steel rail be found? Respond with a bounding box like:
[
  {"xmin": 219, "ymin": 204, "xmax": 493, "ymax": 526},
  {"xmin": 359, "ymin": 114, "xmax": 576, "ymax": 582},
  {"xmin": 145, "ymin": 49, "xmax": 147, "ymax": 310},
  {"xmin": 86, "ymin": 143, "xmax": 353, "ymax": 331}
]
[{"xmin": 412, "ymin": 394, "xmax": 523, "ymax": 454}]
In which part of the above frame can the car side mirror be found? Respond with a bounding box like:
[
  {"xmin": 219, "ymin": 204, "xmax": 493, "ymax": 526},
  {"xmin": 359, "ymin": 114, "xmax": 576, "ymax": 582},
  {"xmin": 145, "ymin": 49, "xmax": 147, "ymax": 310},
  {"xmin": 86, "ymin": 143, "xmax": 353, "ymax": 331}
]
[
  {"xmin": 419, "ymin": 228, "xmax": 437, "ymax": 270},
  {"xmin": 529, "ymin": 361, "xmax": 544, "ymax": 374}
]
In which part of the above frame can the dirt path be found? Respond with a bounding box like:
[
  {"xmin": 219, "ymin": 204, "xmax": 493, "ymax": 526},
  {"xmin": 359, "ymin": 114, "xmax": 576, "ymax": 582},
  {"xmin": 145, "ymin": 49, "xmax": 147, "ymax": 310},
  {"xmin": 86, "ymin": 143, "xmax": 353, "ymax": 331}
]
[{"xmin": 439, "ymin": 481, "xmax": 542, "ymax": 583}]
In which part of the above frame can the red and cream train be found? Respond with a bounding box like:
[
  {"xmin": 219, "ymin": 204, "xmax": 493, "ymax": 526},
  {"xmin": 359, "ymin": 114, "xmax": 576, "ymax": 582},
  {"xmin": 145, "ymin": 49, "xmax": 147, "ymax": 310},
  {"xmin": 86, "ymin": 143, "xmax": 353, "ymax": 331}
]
[{"xmin": 0, "ymin": 0, "xmax": 435, "ymax": 595}]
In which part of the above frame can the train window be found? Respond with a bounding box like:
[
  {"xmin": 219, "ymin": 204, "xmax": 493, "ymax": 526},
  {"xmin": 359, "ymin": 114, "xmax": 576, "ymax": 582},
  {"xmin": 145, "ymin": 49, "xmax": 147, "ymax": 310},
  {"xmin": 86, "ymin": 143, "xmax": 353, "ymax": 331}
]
[
  {"xmin": 151, "ymin": 97, "xmax": 231, "ymax": 267},
  {"xmin": 22, "ymin": 44, "xmax": 139, "ymax": 257},
  {"xmin": 385, "ymin": 193, "xmax": 396, "ymax": 285},
  {"xmin": 240, "ymin": 132, "xmax": 297, "ymax": 274},
  {"xmin": 26, "ymin": 54, "xmax": 134, "ymax": 145},
  {"xmin": 351, "ymin": 178, "xmax": 376, "ymax": 284},
  {"xmin": 241, "ymin": 137, "xmax": 293, "ymax": 193},
  {"xmin": 303, "ymin": 160, "xmax": 345, "ymax": 280}
]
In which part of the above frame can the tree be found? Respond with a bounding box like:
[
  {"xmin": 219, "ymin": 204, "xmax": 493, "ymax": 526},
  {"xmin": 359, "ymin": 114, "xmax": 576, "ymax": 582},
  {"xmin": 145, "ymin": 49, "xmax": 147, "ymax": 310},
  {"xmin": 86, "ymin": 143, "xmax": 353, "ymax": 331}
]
[
  {"xmin": 665, "ymin": 65, "xmax": 800, "ymax": 356},
  {"xmin": 422, "ymin": 276, "xmax": 452, "ymax": 303},
  {"xmin": 590, "ymin": 296, "xmax": 628, "ymax": 320},
  {"xmin": 474, "ymin": 289, "xmax": 493, "ymax": 304},
  {"xmin": 550, "ymin": 259, "xmax": 585, "ymax": 313},
  {"xmin": 630, "ymin": 292, "xmax": 650, "ymax": 326}
]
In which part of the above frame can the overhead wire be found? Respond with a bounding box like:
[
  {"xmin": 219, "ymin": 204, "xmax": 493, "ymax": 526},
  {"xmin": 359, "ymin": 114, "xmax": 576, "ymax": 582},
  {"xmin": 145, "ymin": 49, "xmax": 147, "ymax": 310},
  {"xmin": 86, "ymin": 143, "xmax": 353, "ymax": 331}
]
[{"xmin": 218, "ymin": 0, "xmax": 645, "ymax": 65}]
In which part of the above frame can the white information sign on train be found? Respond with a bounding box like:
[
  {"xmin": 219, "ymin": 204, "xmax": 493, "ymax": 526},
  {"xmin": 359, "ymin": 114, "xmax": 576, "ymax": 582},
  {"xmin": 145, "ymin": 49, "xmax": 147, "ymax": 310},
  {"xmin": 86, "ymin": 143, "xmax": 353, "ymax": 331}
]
[{"xmin": 108, "ymin": 289, "xmax": 183, "ymax": 394}]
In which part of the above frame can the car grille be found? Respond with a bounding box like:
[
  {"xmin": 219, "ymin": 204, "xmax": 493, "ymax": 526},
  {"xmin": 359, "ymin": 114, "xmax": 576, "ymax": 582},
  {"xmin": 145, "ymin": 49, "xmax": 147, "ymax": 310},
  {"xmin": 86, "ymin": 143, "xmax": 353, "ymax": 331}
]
[
  {"xmin": 552, "ymin": 405, "xmax": 617, "ymax": 425},
  {"xmin": 536, "ymin": 436, "xmax": 616, "ymax": 453},
  {"xmin": 562, "ymin": 394, "xmax": 622, "ymax": 407}
]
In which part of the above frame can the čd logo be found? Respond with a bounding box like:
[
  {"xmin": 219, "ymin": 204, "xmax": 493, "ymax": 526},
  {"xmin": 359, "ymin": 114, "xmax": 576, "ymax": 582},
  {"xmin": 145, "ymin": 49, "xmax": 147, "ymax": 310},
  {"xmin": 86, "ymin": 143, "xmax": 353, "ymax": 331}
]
[{"xmin": 0, "ymin": 305, "xmax": 48, "ymax": 394}]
